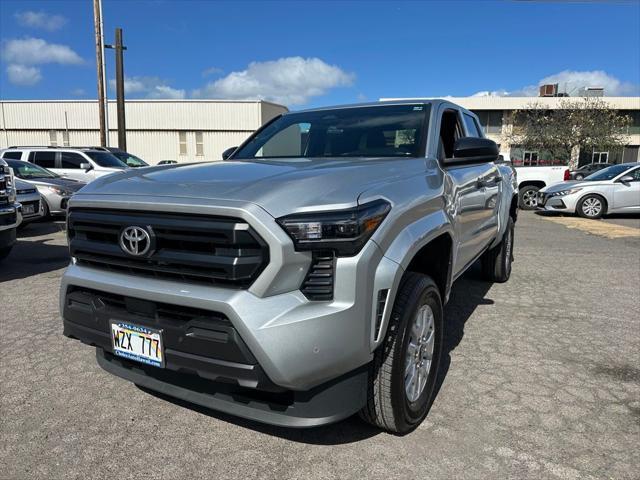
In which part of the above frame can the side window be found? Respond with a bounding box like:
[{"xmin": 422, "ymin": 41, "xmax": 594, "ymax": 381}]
[
  {"xmin": 2, "ymin": 151, "xmax": 22, "ymax": 160},
  {"xmin": 463, "ymin": 113, "xmax": 481, "ymax": 137},
  {"xmin": 628, "ymin": 168, "xmax": 640, "ymax": 181},
  {"xmin": 438, "ymin": 110, "xmax": 463, "ymax": 159},
  {"xmin": 31, "ymin": 151, "xmax": 56, "ymax": 168},
  {"xmin": 60, "ymin": 152, "xmax": 86, "ymax": 169}
]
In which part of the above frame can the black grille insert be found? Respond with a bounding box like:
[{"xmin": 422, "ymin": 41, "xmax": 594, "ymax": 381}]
[
  {"xmin": 300, "ymin": 251, "xmax": 335, "ymax": 301},
  {"xmin": 68, "ymin": 208, "xmax": 269, "ymax": 287}
]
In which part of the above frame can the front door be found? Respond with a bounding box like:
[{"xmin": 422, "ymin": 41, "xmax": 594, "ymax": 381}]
[
  {"xmin": 438, "ymin": 108, "xmax": 496, "ymax": 277},
  {"xmin": 613, "ymin": 167, "xmax": 640, "ymax": 211},
  {"xmin": 58, "ymin": 152, "xmax": 93, "ymax": 182}
]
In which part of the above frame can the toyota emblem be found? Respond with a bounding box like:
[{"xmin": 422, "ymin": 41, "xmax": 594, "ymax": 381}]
[{"xmin": 119, "ymin": 226, "xmax": 153, "ymax": 256}]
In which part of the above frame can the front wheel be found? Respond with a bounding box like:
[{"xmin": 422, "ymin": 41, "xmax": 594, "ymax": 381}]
[
  {"xmin": 577, "ymin": 194, "xmax": 606, "ymax": 219},
  {"xmin": 360, "ymin": 272, "xmax": 443, "ymax": 434},
  {"xmin": 518, "ymin": 186, "xmax": 540, "ymax": 210}
]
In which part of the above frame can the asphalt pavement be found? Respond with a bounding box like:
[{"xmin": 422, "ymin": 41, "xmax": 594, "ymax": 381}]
[{"xmin": 1, "ymin": 212, "xmax": 639, "ymax": 480}]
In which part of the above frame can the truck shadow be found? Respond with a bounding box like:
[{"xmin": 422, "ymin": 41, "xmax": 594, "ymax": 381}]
[
  {"xmin": 141, "ymin": 264, "xmax": 494, "ymax": 445},
  {"xmin": 0, "ymin": 222, "xmax": 70, "ymax": 282}
]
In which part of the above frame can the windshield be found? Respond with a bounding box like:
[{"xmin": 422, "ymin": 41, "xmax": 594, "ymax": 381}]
[
  {"xmin": 584, "ymin": 164, "xmax": 634, "ymax": 181},
  {"xmin": 6, "ymin": 160, "xmax": 58, "ymax": 179},
  {"xmin": 85, "ymin": 151, "xmax": 128, "ymax": 168},
  {"xmin": 233, "ymin": 104, "xmax": 429, "ymax": 160},
  {"xmin": 112, "ymin": 151, "xmax": 148, "ymax": 167}
]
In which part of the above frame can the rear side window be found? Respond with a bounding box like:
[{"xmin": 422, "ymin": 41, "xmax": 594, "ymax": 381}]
[
  {"xmin": 60, "ymin": 152, "xmax": 86, "ymax": 169},
  {"xmin": 463, "ymin": 113, "xmax": 482, "ymax": 137},
  {"xmin": 2, "ymin": 151, "xmax": 22, "ymax": 160},
  {"xmin": 30, "ymin": 151, "xmax": 56, "ymax": 168}
]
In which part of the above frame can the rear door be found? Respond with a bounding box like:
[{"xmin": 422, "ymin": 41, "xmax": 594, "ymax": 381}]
[
  {"xmin": 612, "ymin": 167, "xmax": 640, "ymax": 211},
  {"xmin": 29, "ymin": 151, "xmax": 58, "ymax": 174}
]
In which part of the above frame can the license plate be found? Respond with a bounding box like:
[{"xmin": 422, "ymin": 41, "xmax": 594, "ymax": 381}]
[
  {"xmin": 110, "ymin": 321, "xmax": 164, "ymax": 368},
  {"xmin": 22, "ymin": 204, "xmax": 35, "ymax": 215}
]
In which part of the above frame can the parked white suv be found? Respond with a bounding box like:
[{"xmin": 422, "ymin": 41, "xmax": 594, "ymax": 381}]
[{"xmin": 1, "ymin": 147, "xmax": 128, "ymax": 183}]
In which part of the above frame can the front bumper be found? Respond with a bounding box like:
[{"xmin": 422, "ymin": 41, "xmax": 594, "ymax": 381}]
[
  {"xmin": 0, "ymin": 203, "xmax": 22, "ymax": 248},
  {"xmin": 536, "ymin": 191, "xmax": 579, "ymax": 213}
]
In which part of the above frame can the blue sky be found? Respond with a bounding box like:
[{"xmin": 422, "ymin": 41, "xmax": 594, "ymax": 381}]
[{"xmin": 1, "ymin": 0, "xmax": 639, "ymax": 108}]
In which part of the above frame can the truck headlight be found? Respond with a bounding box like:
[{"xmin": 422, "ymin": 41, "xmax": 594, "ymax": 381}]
[
  {"xmin": 551, "ymin": 187, "xmax": 582, "ymax": 197},
  {"xmin": 277, "ymin": 199, "xmax": 391, "ymax": 256}
]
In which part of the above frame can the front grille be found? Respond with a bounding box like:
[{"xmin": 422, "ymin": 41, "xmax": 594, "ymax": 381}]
[
  {"xmin": 68, "ymin": 208, "xmax": 269, "ymax": 288},
  {"xmin": 21, "ymin": 199, "xmax": 40, "ymax": 216},
  {"xmin": 0, "ymin": 174, "xmax": 7, "ymax": 206},
  {"xmin": 17, "ymin": 188, "xmax": 37, "ymax": 195},
  {"xmin": 300, "ymin": 251, "xmax": 335, "ymax": 301}
]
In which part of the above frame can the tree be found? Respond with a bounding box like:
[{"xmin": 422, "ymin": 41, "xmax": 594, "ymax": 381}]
[{"xmin": 506, "ymin": 97, "xmax": 631, "ymax": 168}]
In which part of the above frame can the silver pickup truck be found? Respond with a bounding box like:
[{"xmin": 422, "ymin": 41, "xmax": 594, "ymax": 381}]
[
  {"xmin": 0, "ymin": 159, "xmax": 21, "ymax": 262},
  {"xmin": 61, "ymin": 100, "xmax": 518, "ymax": 433}
]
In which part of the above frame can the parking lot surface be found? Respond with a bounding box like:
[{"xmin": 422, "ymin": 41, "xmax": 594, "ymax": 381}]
[{"xmin": 1, "ymin": 212, "xmax": 639, "ymax": 480}]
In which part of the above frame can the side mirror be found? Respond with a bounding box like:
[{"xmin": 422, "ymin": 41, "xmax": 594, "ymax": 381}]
[
  {"xmin": 619, "ymin": 174, "xmax": 634, "ymax": 185},
  {"xmin": 444, "ymin": 137, "xmax": 499, "ymax": 166},
  {"xmin": 80, "ymin": 162, "xmax": 93, "ymax": 172},
  {"xmin": 222, "ymin": 146, "xmax": 238, "ymax": 160}
]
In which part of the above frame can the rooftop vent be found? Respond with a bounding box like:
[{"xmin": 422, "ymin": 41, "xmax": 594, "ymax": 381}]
[{"xmin": 539, "ymin": 84, "xmax": 559, "ymax": 97}]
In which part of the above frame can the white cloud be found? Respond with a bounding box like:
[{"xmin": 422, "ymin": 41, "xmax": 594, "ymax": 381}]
[
  {"xmin": 71, "ymin": 88, "xmax": 87, "ymax": 96},
  {"xmin": 471, "ymin": 70, "xmax": 639, "ymax": 97},
  {"xmin": 192, "ymin": 56, "xmax": 354, "ymax": 105},
  {"xmin": 14, "ymin": 11, "xmax": 67, "ymax": 31},
  {"xmin": 6, "ymin": 64, "xmax": 41, "ymax": 86},
  {"xmin": 202, "ymin": 66, "xmax": 223, "ymax": 77},
  {"xmin": 1, "ymin": 37, "xmax": 84, "ymax": 65},
  {"xmin": 109, "ymin": 76, "xmax": 186, "ymax": 99}
]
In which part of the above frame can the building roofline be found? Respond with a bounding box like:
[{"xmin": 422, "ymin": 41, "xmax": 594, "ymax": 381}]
[
  {"xmin": 381, "ymin": 96, "xmax": 640, "ymax": 110},
  {"xmin": 0, "ymin": 98, "xmax": 288, "ymax": 109}
]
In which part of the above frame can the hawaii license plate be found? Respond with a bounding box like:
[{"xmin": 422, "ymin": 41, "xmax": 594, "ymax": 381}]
[
  {"xmin": 110, "ymin": 321, "xmax": 164, "ymax": 368},
  {"xmin": 22, "ymin": 204, "xmax": 35, "ymax": 215}
]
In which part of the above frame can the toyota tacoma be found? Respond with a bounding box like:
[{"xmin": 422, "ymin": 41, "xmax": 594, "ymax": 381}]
[{"xmin": 61, "ymin": 100, "xmax": 518, "ymax": 433}]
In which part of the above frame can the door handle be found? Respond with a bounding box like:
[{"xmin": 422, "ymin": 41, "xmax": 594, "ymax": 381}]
[{"xmin": 477, "ymin": 176, "xmax": 501, "ymax": 188}]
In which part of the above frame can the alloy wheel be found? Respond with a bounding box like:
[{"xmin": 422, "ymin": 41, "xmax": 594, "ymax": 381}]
[
  {"xmin": 582, "ymin": 197, "xmax": 602, "ymax": 217},
  {"xmin": 405, "ymin": 304, "xmax": 435, "ymax": 403},
  {"xmin": 522, "ymin": 189, "xmax": 538, "ymax": 208}
]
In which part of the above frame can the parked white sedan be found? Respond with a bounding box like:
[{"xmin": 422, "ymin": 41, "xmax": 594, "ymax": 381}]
[{"xmin": 537, "ymin": 162, "xmax": 640, "ymax": 219}]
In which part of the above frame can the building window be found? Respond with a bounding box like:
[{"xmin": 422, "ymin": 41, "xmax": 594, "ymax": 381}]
[
  {"xmin": 49, "ymin": 130, "xmax": 58, "ymax": 146},
  {"xmin": 523, "ymin": 150, "xmax": 539, "ymax": 166},
  {"xmin": 592, "ymin": 151, "xmax": 609, "ymax": 163},
  {"xmin": 195, "ymin": 132, "xmax": 204, "ymax": 156},
  {"xmin": 62, "ymin": 130, "xmax": 70, "ymax": 147},
  {"xmin": 179, "ymin": 132, "xmax": 187, "ymax": 156},
  {"xmin": 473, "ymin": 110, "xmax": 503, "ymax": 134}
]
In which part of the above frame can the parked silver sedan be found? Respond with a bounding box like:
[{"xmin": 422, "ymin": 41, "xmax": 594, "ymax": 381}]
[
  {"xmin": 15, "ymin": 179, "xmax": 44, "ymax": 225},
  {"xmin": 537, "ymin": 162, "xmax": 640, "ymax": 219},
  {"xmin": 6, "ymin": 159, "xmax": 86, "ymax": 217}
]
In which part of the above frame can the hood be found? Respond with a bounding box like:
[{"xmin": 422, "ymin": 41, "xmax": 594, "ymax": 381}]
[
  {"xmin": 15, "ymin": 178, "xmax": 38, "ymax": 193},
  {"xmin": 541, "ymin": 179, "xmax": 610, "ymax": 193},
  {"xmin": 22, "ymin": 177, "xmax": 86, "ymax": 192},
  {"xmin": 76, "ymin": 157, "xmax": 423, "ymax": 217}
]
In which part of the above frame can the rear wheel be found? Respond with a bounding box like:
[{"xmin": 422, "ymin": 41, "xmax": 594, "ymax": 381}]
[
  {"xmin": 577, "ymin": 194, "xmax": 606, "ymax": 219},
  {"xmin": 481, "ymin": 217, "xmax": 514, "ymax": 283},
  {"xmin": 518, "ymin": 186, "xmax": 540, "ymax": 210},
  {"xmin": 360, "ymin": 272, "xmax": 443, "ymax": 434}
]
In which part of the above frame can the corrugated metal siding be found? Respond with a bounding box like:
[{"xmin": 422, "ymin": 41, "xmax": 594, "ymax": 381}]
[
  {"xmin": 0, "ymin": 100, "xmax": 287, "ymax": 164},
  {"xmin": 0, "ymin": 100, "xmax": 287, "ymax": 130}
]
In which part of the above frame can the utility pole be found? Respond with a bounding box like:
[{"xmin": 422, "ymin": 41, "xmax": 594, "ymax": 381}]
[
  {"xmin": 92, "ymin": 0, "xmax": 107, "ymax": 146},
  {"xmin": 106, "ymin": 29, "xmax": 127, "ymax": 150}
]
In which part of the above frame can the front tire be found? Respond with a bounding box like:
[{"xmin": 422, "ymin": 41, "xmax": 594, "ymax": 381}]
[
  {"xmin": 481, "ymin": 217, "xmax": 514, "ymax": 283},
  {"xmin": 518, "ymin": 186, "xmax": 540, "ymax": 210},
  {"xmin": 360, "ymin": 272, "xmax": 443, "ymax": 434},
  {"xmin": 577, "ymin": 194, "xmax": 606, "ymax": 219}
]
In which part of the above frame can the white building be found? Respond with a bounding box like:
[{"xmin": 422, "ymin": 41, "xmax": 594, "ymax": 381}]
[{"xmin": 0, "ymin": 100, "xmax": 287, "ymax": 164}]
